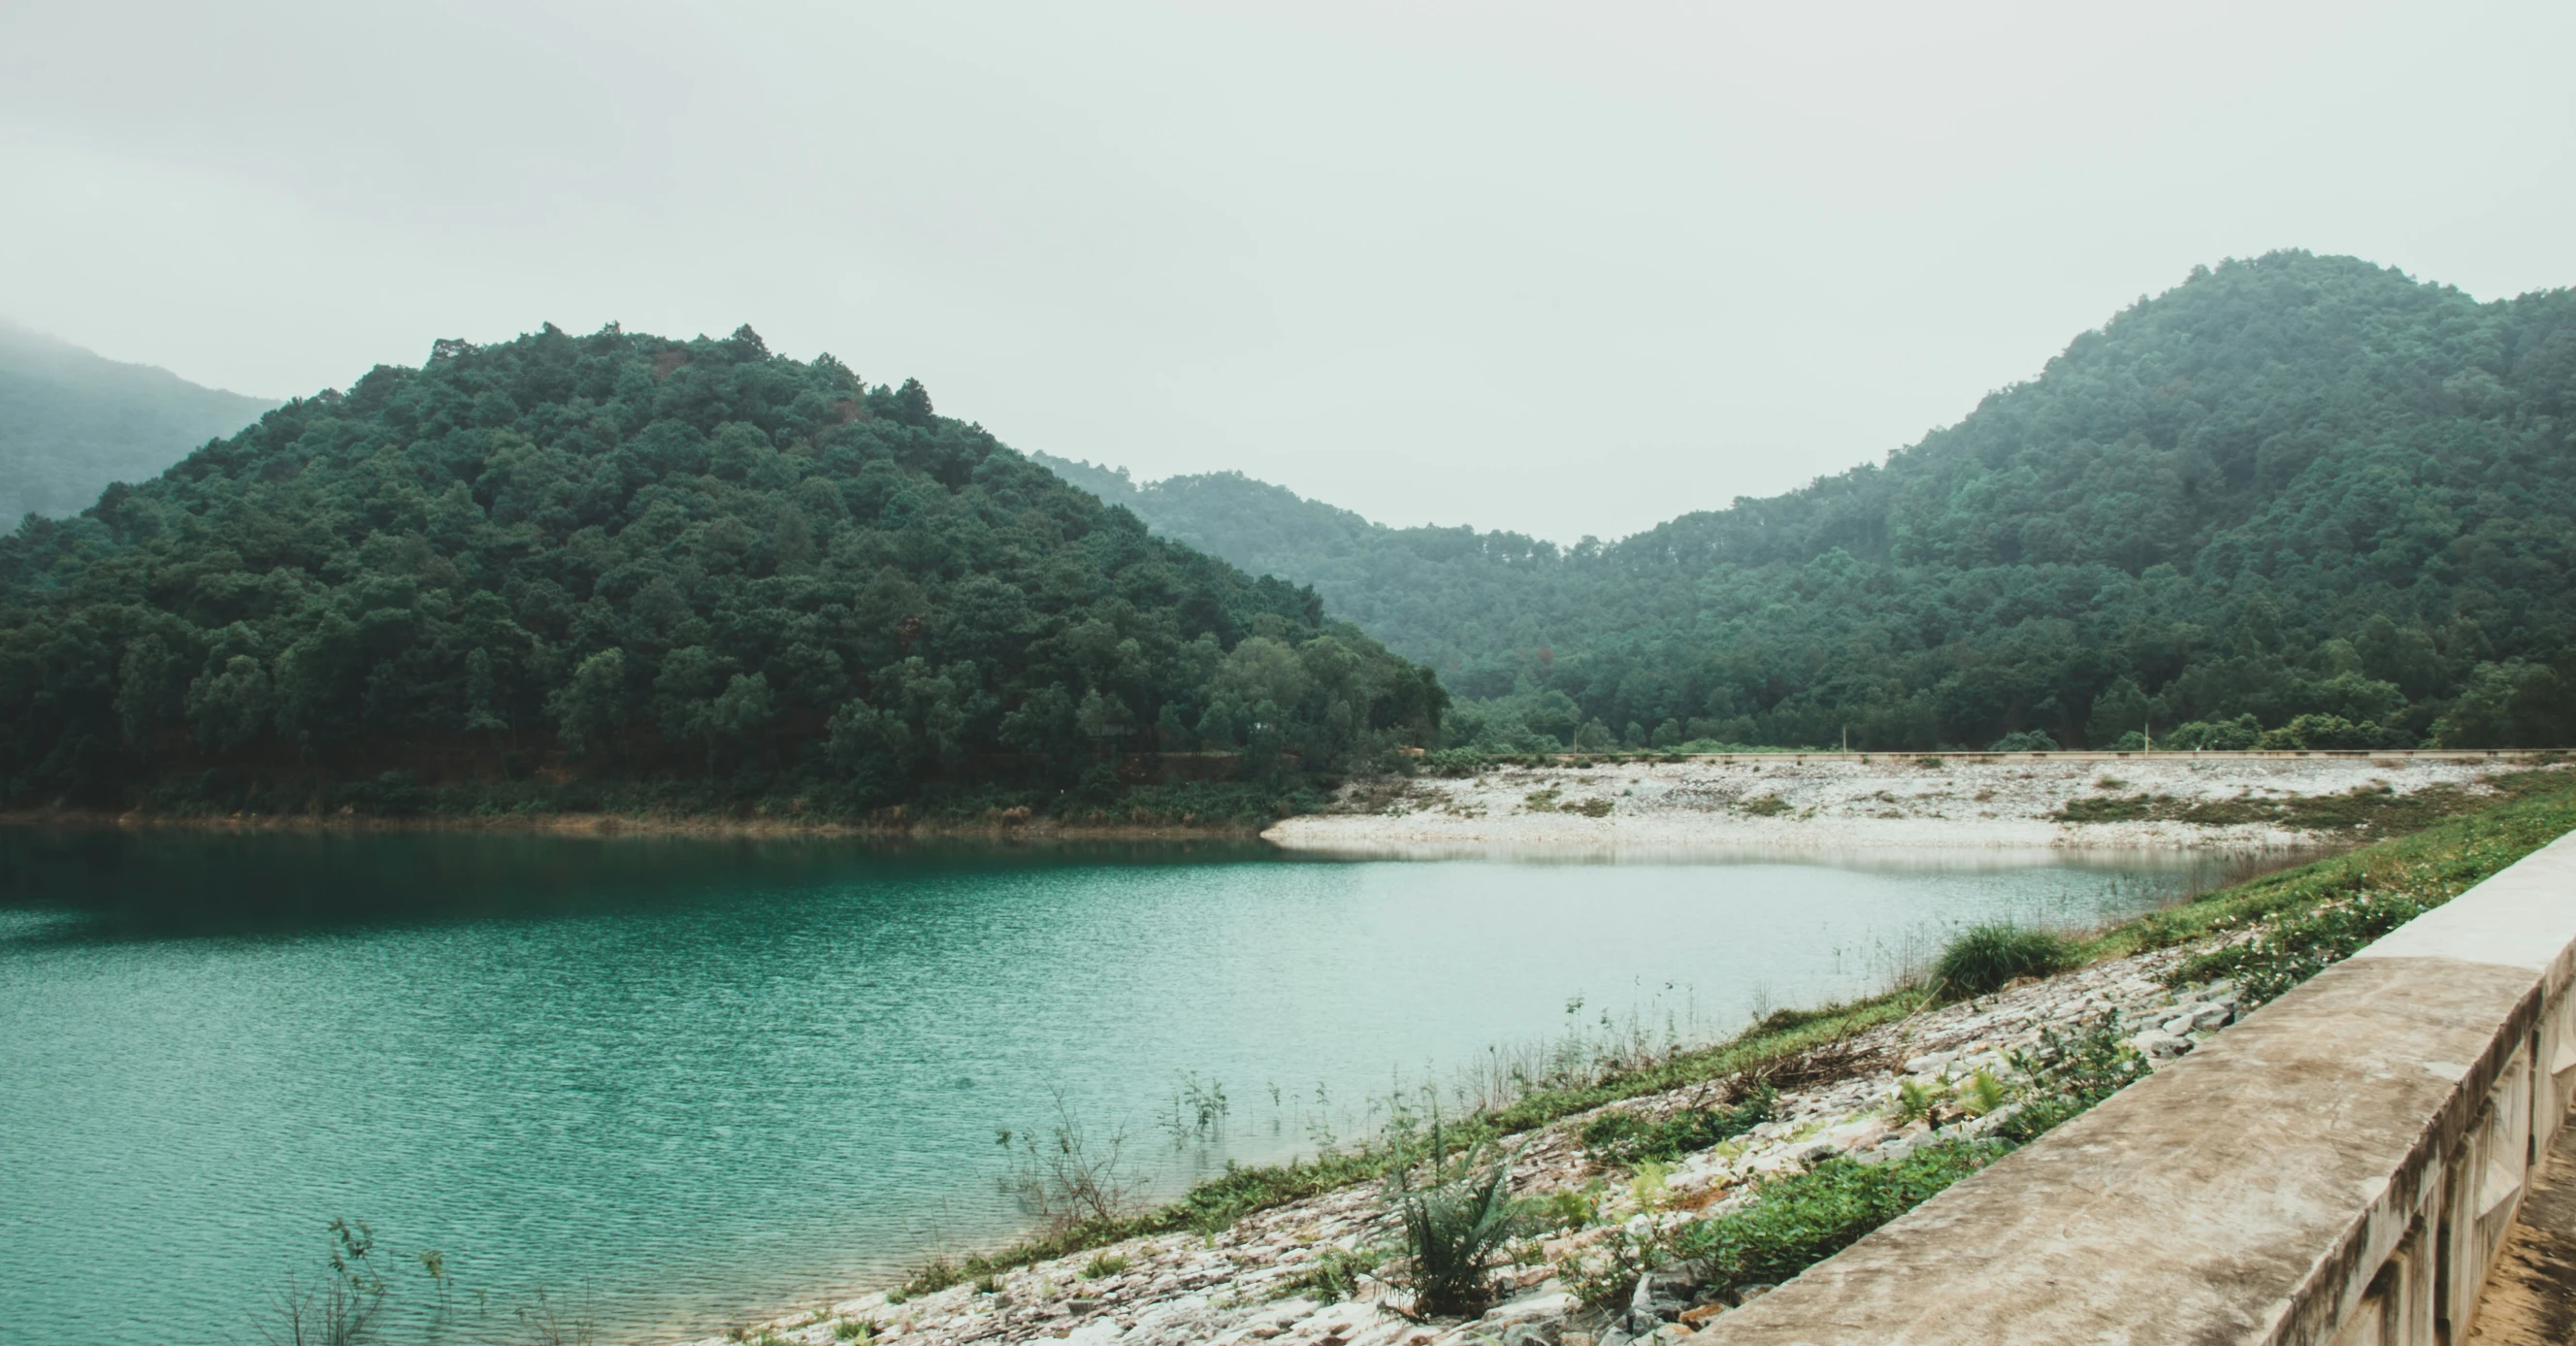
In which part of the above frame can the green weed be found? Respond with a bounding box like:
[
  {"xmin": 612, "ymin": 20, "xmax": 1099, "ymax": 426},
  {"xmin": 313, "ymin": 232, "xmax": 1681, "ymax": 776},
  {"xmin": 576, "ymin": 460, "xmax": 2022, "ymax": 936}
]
[
  {"xmin": 1666, "ymin": 1143, "xmax": 2001, "ymax": 1301},
  {"xmin": 1580, "ymin": 1087, "xmax": 1777, "ymax": 1166},
  {"xmin": 1278, "ymin": 1244, "xmax": 1384, "ymax": 1302},
  {"xmin": 1958, "ymin": 1068, "xmax": 2009, "ymax": 1116}
]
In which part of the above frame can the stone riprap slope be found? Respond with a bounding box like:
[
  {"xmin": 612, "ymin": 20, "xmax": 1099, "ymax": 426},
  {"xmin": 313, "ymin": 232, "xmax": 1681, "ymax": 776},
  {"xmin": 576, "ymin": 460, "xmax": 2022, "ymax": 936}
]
[
  {"xmin": 1265, "ymin": 755, "xmax": 2532, "ymax": 856},
  {"xmin": 678, "ymin": 951, "xmax": 2237, "ymax": 1346}
]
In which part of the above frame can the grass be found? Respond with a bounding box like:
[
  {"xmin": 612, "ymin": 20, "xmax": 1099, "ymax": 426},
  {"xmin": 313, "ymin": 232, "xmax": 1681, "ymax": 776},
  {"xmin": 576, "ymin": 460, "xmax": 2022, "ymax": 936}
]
[
  {"xmin": 884, "ymin": 767, "xmax": 2576, "ymax": 1299},
  {"xmin": 2054, "ymin": 770, "xmax": 2567, "ymax": 837},
  {"xmin": 1665, "ymin": 1143, "xmax": 2002, "ymax": 1295},
  {"xmin": 1580, "ymin": 1087, "xmax": 1777, "ymax": 1165},
  {"xmin": 2072, "ymin": 770, "xmax": 2576, "ymax": 969},
  {"xmin": 1277, "ymin": 1244, "xmax": 1385, "ymax": 1302},
  {"xmin": 1931, "ymin": 924, "xmax": 2071, "ymax": 998},
  {"xmin": 1567, "ymin": 1016, "xmax": 2161, "ymax": 1312}
]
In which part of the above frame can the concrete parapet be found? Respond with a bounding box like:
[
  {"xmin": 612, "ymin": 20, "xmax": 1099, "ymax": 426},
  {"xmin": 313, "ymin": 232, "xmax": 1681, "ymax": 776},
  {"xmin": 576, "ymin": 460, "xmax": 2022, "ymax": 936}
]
[{"xmin": 1688, "ymin": 831, "xmax": 2576, "ymax": 1346}]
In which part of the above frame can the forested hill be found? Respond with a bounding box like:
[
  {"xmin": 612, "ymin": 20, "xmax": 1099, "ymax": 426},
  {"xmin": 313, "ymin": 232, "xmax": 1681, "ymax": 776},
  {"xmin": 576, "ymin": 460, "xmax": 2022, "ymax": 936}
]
[
  {"xmin": 1051, "ymin": 252, "xmax": 2576, "ymax": 751},
  {"xmin": 0, "ymin": 321, "xmax": 276, "ymax": 523},
  {"xmin": 1033, "ymin": 454, "xmax": 1572, "ymax": 678},
  {"xmin": 0, "ymin": 325, "xmax": 1443, "ymax": 818}
]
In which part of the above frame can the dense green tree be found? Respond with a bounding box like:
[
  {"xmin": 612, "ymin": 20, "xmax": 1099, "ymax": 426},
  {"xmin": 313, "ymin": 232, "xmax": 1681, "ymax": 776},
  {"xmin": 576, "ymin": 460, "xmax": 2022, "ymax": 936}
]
[
  {"xmin": 0, "ymin": 325, "xmax": 1441, "ymax": 813},
  {"xmin": 1054, "ymin": 253, "xmax": 2576, "ymax": 750}
]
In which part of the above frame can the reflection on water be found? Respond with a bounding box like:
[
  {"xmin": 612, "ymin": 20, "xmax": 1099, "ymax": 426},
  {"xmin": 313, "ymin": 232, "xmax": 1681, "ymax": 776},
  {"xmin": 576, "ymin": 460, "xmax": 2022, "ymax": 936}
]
[{"xmin": 0, "ymin": 827, "xmax": 2279, "ymax": 1344}]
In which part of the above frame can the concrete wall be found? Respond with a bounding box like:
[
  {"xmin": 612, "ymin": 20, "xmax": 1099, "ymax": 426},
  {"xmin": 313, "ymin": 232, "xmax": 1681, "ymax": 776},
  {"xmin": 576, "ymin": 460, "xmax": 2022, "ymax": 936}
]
[{"xmin": 1690, "ymin": 831, "xmax": 2576, "ymax": 1346}]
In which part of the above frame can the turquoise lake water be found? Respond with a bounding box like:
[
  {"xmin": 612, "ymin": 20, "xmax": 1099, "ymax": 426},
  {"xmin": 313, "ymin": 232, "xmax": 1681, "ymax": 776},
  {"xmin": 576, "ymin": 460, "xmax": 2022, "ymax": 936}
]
[{"xmin": 0, "ymin": 830, "xmax": 2248, "ymax": 1344}]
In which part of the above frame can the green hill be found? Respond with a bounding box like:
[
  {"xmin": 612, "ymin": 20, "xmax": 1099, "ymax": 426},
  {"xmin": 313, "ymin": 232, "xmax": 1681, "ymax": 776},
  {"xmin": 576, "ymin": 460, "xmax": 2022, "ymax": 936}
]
[
  {"xmin": 1050, "ymin": 252, "xmax": 2576, "ymax": 751},
  {"xmin": 0, "ymin": 325, "xmax": 1442, "ymax": 818},
  {"xmin": 0, "ymin": 321, "xmax": 276, "ymax": 524}
]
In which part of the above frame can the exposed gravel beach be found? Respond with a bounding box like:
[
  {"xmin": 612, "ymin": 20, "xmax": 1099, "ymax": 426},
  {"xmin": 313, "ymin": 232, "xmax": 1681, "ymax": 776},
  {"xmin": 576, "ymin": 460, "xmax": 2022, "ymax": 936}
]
[{"xmin": 1263, "ymin": 753, "xmax": 2545, "ymax": 857}]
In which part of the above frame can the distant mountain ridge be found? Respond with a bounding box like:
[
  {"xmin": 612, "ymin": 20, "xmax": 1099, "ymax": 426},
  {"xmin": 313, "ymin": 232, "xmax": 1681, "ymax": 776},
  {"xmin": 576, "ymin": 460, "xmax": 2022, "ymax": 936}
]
[
  {"xmin": 1044, "ymin": 252, "xmax": 2576, "ymax": 750},
  {"xmin": 0, "ymin": 321, "xmax": 276, "ymax": 523}
]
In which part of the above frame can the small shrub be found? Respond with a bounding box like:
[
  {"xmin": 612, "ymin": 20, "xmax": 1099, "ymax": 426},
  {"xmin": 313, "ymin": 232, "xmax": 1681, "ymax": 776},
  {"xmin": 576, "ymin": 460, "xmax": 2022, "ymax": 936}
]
[
  {"xmin": 1385, "ymin": 1119, "xmax": 1525, "ymax": 1317},
  {"xmin": 898, "ymin": 1257, "xmax": 961, "ymax": 1298},
  {"xmin": 832, "ymin": 1319, "xmax": 875, "ymax": 1343},
  {"xmin": 1079, "ymin": 1252, "xmax": 1128, "ymax": 1279},
  {"xmin": 1932, "ymin": 923, "xmax": 2070, "ymax": 997},
  {"xmin": 1739, "ymin": 794, "xmax": 1790, "ymax": 817},
  {"xmin": 1995, "ymin": 1018, "xmax": 2153, "ymax": 1143},
  {"xmin": 1986, "ymin": 730, "xmax": 2059, "ymax": 752},
  {"xmin": 1000, "ymin": 1092, "xmax": 1140, "ymax": 1233}
]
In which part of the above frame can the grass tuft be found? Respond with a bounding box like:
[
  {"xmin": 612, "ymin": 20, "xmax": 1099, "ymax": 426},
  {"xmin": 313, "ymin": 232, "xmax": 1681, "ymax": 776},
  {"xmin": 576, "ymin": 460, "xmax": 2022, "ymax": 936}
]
[{"xmin": 1932, "ymin": 924, "xmax": 2071, "ymax": 998}]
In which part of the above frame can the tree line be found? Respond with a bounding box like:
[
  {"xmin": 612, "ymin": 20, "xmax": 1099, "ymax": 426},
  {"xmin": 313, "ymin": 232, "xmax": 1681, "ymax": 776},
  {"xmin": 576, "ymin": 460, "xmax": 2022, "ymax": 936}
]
[
  {"xmin": 0, "ymin": 324, "xmax": 1443, "ymax": 817},
  {"xmin": 1050, "ymin": 252, "xmax": 2576, "ymax": 752}
]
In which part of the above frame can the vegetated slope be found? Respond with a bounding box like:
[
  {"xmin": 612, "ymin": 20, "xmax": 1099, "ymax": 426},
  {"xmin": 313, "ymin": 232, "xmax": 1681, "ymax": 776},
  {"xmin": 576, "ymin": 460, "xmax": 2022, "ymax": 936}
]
[
  {"xmin": 0, "ymin": 325, "xmax": 1443, "ymax": 817},
  {"xmin": 0, "ymin": 321, "xmax": 277, "ymax": 524},
  {"xmin": 1051, "ymin": 252, "xmax": 2576, "ymax": 752},
  {"xmin": 1035, "ymin": 455, "xmax": 1570, "ymax": 680}
]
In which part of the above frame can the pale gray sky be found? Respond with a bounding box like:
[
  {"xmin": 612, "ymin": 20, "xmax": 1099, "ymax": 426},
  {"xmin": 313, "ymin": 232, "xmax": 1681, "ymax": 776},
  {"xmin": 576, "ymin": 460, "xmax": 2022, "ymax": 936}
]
[{"xmin": 5, "ymin": 1, "xmax": 2571, "ymax": 542}]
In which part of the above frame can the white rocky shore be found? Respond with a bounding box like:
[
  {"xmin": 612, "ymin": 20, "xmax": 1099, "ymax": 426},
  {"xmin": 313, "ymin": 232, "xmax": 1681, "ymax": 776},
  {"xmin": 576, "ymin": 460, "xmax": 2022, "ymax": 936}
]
[
  {"xmin": 1263, "ymin": 753, "xmax": 2530, "ymax": 856},
  {"xmin": 676, "ymin": 949, "xmax": 2239, "ymax": 1346}
]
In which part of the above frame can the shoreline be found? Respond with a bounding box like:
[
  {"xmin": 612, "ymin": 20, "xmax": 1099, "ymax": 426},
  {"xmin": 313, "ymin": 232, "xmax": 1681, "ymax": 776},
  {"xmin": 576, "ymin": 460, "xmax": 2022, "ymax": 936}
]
[
  {"xmin": 9, "ymin": 752, "xmax": 2555, "ymax": 853},
  {"xmin": 0, "ymin": 808, "xmax": 1265, "ymax": 844},
  {"xmin": 675, "ymin": 778, "xmax": 2576, "ymax": 1346},
  {"xmin": 1265, "ymin": 753, "xmax": 2557, "ymax": 857}
]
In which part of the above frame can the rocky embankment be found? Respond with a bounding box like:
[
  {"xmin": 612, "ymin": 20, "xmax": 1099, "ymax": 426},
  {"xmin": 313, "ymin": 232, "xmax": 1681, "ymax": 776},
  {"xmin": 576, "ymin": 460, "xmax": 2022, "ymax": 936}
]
[
  {"xmin": 682, "ymin": 951, "xmax": 2242, "ymax": 1346},
  {"xmin": 1264, "ymin": 753, "xmax": 2531, "ymax": 856}
]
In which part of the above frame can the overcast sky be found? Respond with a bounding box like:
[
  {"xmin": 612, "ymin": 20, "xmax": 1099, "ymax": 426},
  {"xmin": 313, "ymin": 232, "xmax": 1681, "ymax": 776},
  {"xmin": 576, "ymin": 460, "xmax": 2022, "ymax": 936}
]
[{"xmin": 5, "ymin": 1, "xmax": 2572, "ymax": 542}]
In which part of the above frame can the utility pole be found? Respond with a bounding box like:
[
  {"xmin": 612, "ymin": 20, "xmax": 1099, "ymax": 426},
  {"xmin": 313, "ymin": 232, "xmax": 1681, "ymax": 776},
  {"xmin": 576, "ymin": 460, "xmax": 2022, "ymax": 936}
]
[{"xmin": 1842, "ymin": 725, "xmax": 1849, "ymax": 753}]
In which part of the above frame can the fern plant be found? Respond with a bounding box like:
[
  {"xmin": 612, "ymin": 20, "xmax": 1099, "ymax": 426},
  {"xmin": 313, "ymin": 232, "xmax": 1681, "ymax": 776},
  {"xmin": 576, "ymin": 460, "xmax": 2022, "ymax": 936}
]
[{"xmin": 1385, "ymin": 1116, "xmax": 1525, "ymax": 1317}]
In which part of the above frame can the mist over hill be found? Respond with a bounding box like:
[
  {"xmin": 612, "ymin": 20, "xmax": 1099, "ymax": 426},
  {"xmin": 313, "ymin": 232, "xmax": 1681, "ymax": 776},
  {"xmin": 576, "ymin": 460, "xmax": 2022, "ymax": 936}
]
[
  {"xmin": 0, "ymin": 322, "xmax": 276, "ymax": 524},
  {"xmin": 1046, "ymin": 252, "xmax": 2576, "ymax": 751},
  {"xmin": 0, "ymin": 325, "xmax": 1441, "ymax": 817}
]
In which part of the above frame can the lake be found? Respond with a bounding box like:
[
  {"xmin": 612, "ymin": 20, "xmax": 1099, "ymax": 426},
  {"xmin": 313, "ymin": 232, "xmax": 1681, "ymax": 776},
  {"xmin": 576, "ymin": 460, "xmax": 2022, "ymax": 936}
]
[{"xmin": 0, "ymin": 829, "xmax": 2250, "ymax": 1344}]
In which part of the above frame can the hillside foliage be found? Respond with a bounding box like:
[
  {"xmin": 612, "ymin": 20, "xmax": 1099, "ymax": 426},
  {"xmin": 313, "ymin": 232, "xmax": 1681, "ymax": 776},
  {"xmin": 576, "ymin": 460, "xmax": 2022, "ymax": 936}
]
[
  {"xmin": 1050, "ymin": 252, "xmax": 2576, "ymax": 752},
  {"xmin": 0, "ymin": 321, "xmax": 275, "ymax": 524},
  {"xmin": 0, "ymin": 325, "xmax": 1442, "ymax": 816}
]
